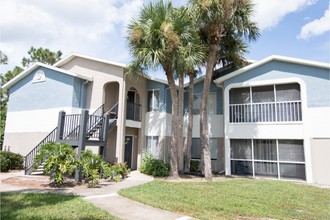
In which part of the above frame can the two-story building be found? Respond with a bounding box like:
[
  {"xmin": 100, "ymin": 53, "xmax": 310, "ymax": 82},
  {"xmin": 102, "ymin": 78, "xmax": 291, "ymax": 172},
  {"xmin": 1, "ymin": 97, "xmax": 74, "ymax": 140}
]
[{"xmin": 2, "ymin": 53, "xmax": 329, "ymax": 185}]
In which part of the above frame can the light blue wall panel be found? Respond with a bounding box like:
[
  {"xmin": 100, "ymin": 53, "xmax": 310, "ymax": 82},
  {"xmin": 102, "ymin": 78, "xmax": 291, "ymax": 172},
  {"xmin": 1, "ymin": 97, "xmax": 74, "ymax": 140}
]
[
  {"xmin": 224, "ymin": 61, "xmax": 330, "ymax": 107},
  {"xmin": 191, "ymin": 80, "xmax": 223, "ymax": 114},
  {"xmin": 8, "ymin": 67, "xmax": 79, "ymax": 112},
  {"xmin": 147, "ymin": 80, "xmax": 169, "ymax": 113}
]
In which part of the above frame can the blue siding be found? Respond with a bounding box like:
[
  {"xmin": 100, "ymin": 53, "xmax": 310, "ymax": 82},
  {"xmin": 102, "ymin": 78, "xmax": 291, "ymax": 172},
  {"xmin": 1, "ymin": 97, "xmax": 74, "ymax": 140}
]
[
  {"xmin": 147, "ymin": 80, "xmax": 170, "ymax": 113},
  {"xmin": 189, "ymin": 80, "xmax": 223, "ymax": 114},
  {"xmin": 8, "ymin": 67, "xmax": 81, "ymax": 112},
  {"xmin": 224, "ymin": 61, "xmax": 330, "ymax": 107}
]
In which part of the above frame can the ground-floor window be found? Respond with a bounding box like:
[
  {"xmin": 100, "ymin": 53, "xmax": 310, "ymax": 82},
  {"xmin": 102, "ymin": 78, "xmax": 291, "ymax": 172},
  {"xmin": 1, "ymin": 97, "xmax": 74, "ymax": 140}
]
[
  {"xmin": 230, "ymin": 139, "xmax": 305, "ymax": 180},
  {"xmin": 192, "ymin": 138, "xmax": 218, "ymax": 160},
  {"xmin": 146, "ymin": 136, "xmax": 159, "ymax": 158}
]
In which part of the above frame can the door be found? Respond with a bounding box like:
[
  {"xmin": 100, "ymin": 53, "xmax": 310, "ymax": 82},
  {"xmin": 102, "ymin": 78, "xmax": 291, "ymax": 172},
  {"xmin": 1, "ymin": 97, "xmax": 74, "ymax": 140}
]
[
  {"xmin": 126, "ymin": 91, "xmax": 135, "ymax": 120},
  {"xmin": 124, "ymin": 136, "xmax": 133, "ymax": 168}
]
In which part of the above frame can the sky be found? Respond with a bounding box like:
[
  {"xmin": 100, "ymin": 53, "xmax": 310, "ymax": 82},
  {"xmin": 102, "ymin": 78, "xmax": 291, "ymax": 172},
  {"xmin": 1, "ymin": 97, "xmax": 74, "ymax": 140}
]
[{"xmin": 0, "ymin": 0, "xmax": 329, "ymax": 79}]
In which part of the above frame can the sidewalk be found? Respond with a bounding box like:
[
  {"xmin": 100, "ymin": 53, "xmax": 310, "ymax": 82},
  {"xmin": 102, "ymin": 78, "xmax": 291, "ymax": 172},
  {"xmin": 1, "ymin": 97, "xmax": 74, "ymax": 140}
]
[{"xmin": 0, "ymin": 171, "xmax": 195, "ymax": 220}]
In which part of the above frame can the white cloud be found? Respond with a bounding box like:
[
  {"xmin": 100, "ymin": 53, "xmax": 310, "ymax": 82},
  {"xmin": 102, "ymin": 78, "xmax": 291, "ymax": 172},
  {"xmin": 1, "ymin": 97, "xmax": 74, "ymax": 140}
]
[
  {"xmin": 0, "ymin": 0, "xmax": 144, "ymax": 73},
  {"xmin": 297, "ymin": 5, "xmax": 330, "ymax": 40},
  {"xmin": 252, "ymin": 0, "xmax": 317, "ymax": 30}
]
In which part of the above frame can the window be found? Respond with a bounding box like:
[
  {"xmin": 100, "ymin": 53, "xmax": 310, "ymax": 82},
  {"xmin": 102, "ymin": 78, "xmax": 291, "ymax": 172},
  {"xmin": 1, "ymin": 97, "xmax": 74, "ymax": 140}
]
[
  {"xmin": 230, "ymin": 139, "xmax": 305, "ymax": 180},
  {"xmin": 193, "ymin": 93, "xmax": 217, "ymax": 115},
  {"xmin": 192, "ymin": 138, "xmax": 218, "ymax": 160},
  {"xmin": 147, "ymin": 90, "xmax": 159, "ymax": 112},
  {"xmin": 229, "ymin": 83, "xmax": 301, "ymax": 123},
  {"xmin": 146, "ymin": 136, "xmax": 159, "ymax": 159}
]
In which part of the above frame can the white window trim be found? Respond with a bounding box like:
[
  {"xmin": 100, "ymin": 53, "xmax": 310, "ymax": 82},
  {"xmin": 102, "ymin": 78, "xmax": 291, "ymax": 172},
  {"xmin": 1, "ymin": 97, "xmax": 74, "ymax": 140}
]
[{"xmin": 147, "ymin": 89, "xmax": 160, "ymax": 112}]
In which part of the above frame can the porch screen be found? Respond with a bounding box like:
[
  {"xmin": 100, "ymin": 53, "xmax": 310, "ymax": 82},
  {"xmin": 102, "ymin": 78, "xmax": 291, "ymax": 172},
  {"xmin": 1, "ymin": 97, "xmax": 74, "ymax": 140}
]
[
  {"xmin": 229, "ymin": 83, "xmax": 301, "ymax": 123},
  {"xmin": 230, "ymin": 139, "xmax": 305, "ymax": 180}
]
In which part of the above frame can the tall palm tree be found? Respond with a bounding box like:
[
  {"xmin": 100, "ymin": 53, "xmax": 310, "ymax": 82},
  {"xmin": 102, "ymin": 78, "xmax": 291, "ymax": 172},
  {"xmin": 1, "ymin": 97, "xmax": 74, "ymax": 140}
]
[
  {"xmin": 127, "ymin": 1, "xmax": 204, "ymax": 178},
  {"xmin": 189, "ymin": 0, "xmax": 260, "ymax": 180}
]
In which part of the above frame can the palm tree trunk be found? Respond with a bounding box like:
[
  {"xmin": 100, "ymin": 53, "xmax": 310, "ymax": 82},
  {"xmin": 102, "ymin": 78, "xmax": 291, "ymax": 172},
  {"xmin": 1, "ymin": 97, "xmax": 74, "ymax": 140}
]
[
  {"xmin": 165, "ymin": 69, "xmax": 179, "ymax": 179},
  {"xmin": 200, "ymin": 43, "xmax": 218, "ymax": 181},
  {"xmin": 184, "ymin": 72, "xmax": 194, "ymax": 173},
  {"xmin": 178, "ymin": 73, "xmax": 184, "ymax": 173}
]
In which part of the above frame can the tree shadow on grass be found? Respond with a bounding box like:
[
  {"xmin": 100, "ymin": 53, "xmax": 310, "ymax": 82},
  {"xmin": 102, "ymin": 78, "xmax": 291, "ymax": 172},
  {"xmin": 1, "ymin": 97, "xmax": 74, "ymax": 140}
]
[{"xmin": 0, "ymin": 189, "xmax": 77, "ymax": 219}]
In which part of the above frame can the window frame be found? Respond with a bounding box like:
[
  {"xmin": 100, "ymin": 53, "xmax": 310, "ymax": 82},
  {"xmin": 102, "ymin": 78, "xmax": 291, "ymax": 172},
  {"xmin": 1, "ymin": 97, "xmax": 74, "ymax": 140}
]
[
  {"xmin": 230, "ymin": 139, "xmax": 306, "ymax": 180},
  {"xmin": 147, "ymin": 89, "xmax": 160, "ymax": 112}
]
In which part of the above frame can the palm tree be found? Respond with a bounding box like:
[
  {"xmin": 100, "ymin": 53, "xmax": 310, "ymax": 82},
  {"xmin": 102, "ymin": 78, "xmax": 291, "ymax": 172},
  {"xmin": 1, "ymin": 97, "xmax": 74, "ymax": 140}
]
[
  {"xmin": 127, "ymin": 1, "xmax": 204, "ymax": 178},
  {"xmin": 189, "ymin": 0, "xmax": 260, "ymax": 180}
]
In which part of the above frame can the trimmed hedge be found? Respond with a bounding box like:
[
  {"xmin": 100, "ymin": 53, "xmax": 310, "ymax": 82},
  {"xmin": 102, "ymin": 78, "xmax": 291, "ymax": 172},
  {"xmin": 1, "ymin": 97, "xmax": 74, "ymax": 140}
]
[{"xmin": 0, "ymin": 151, "xmax": 24, "ymax": 172}]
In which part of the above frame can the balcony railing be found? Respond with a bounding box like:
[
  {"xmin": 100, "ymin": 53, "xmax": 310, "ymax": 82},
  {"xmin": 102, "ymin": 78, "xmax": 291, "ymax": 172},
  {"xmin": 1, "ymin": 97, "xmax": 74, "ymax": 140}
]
[
  {"xmin": 229, "ymin": 101, "xmax": 302, "ymax": 123},
  {"xmin": 126, "ymin": 102, "xmax": 142, "ymax": 122}
]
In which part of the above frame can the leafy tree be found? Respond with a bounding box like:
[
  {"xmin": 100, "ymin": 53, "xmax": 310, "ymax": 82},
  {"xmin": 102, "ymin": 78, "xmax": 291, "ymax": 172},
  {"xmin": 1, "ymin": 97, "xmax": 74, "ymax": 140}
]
[
  {"xmin": 0, "ymin": 66, "xmax": 24, "ymax": 147},
  {"xmin": 22, "ymin": 47, "xmax": 62, "ymax": 67},
  {"xmin": 188, "ymin": 0, "xmax": 260, "ymax": 180}
]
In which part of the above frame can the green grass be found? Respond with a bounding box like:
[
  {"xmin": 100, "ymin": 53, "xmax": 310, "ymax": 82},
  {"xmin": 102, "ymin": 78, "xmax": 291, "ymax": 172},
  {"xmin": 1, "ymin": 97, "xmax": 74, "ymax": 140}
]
[
  {"xmin": 119, "ymin": 178, "xmax": 330, "ymax": 220},
  {"xmin": 1, "ymin": 193, "xmax": 119, "ymax": 220}
]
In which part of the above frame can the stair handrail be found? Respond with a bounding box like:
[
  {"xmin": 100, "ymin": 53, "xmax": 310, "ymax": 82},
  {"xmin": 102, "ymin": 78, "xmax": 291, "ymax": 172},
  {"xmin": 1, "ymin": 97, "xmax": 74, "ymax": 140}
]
[
  {"xmin": 104, "ymin": 102, "xmax": 119, "ymax": 117},
  {"xmin": 24, "ymin": 127, "xmax": 57, "ymax": 175}
]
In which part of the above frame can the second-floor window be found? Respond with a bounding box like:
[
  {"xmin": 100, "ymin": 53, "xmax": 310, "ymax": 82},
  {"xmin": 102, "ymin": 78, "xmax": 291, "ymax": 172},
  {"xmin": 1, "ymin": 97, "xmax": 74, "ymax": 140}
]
[
  {"xmin": 193, "ymin": 93, "xmax": 217, "ymax": 115},
  {"xmin": 229, "ymin": 83, "xmax": 301, "ymax": 123},
  {"xmin": 148, "ymin": 90, "xmax": 159, "ymax": 112}
]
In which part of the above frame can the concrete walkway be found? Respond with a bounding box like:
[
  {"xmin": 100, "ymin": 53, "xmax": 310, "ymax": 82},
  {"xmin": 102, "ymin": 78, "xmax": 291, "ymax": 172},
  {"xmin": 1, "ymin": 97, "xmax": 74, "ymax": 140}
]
[{"xmin": 0, "ymin": 171, "xmax": 195, "ymax": 220}]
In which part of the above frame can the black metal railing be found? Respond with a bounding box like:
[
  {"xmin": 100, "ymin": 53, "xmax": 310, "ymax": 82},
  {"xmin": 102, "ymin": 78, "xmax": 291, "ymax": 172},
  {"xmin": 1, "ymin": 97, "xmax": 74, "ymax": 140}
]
[
  {"xmin": 24, "ymin": 128, "xmax": 57, "ymax": 175},
  {"xmin": 86, "ymin": 115, "xmax": 104, "ymax": 140},
  {"xmin": 62, "ymin": 114, "xmax": 81, "ymax": 140},
  {"xmin": 126, "ymin": 102, "xmax": 142, "ymax": 121},
  {"xmin": 91, "ymin": 104, "xmax": 104, "ymax": 117},
  {"xmin": 105, "ymin": 102, "xmax": 119, "ymax": 119}
]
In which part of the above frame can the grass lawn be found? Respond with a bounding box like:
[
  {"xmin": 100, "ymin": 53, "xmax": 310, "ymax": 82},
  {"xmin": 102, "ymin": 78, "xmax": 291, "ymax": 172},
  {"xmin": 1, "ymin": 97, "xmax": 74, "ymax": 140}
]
[
  {"xmin": 1, "ymin": 193, "xmax": 119, "ymax": 220},
  {"xmin": 119, "ymin": 178, "xmax": 330, "ymax": 220}
]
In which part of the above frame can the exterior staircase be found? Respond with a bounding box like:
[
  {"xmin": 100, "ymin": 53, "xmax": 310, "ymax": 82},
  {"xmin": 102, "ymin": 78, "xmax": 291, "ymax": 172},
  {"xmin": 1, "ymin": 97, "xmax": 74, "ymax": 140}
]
[{"xmin": 24, "ymin": 103, "xmax": 119, "ymax": 175}]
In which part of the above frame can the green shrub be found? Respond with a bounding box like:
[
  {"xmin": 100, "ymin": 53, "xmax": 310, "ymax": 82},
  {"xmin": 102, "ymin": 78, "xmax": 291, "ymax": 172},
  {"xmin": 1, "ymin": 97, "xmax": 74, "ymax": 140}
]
[
  {"xmin": 34, "ymin": 142, "xmax": 77, "ymax": 186},
  {"xmin": 112, "ymin": 162, "xmax": 130, "ymax": 178},
  {"xmin": 80, "ymin": 150, "xmax": 104, "ymax": 187},
  {"xmin": 0, "ymin": 151, "xmax": 24, "ymax": 172},
  {"xmin": 190, "ymin": 160, "xmax": 200, "ymax": 173},
  {"xmin": 140, "ymin": 152, "xmax": 170, "ymax": 177},
  {"xmin": 0, "ymin": 153, "xmax": 10, "ymax": 172}
]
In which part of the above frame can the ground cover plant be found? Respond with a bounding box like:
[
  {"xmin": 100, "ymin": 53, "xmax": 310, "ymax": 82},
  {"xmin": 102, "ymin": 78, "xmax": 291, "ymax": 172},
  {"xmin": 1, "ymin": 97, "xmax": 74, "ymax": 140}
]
[
  {"xmin": 1, "ymin": 193, "xmax": 119, "ymax": 220},
  {"xmin": 119, "ymin": 178, "xmax": 330, "ymax": 220}
]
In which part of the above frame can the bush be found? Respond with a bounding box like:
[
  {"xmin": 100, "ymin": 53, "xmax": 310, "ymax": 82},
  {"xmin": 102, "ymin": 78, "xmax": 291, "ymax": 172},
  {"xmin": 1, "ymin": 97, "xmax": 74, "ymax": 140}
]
[
  {"xmin": 190, "ymin": 160, "xmax": 200, "ymax": 173},
  {"xmin": 140, "ymin": 152, "xmax": 170, "ymax": 177},
  {"xmin": 34, "ymin": 142, "xmax": 77, "ymax": 186},
  {"xmin": 0, "ymin": 151, "xmax": 24, "ymax": 172},
  {"xmin": 80, "ymin": 150, "xmax": 104, "ymax": 187}
]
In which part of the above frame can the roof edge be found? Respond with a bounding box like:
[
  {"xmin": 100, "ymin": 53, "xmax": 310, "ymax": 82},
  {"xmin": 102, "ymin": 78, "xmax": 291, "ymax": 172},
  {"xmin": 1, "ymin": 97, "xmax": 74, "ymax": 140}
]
[
  {"xmin": 54, "ymin": 52, "xmax": 127, "ymax": 69},
  {"xmin": 214, "ymin": 55, "xmax": 330, "ymax": 85},
  {"xmin": 2, "ymin": 62, "xmax": 93, "ymax": 89}
]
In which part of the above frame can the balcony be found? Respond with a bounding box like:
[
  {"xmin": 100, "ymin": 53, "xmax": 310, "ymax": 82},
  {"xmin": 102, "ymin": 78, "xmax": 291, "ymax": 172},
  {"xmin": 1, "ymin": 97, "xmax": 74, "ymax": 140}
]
[
  {"xmin": 229, "ymin": 101, "xmax": 302, "ymax": 123},
  {"xmin": 126, "ymin": 102, "xmax": 142, "ymax": 122}
]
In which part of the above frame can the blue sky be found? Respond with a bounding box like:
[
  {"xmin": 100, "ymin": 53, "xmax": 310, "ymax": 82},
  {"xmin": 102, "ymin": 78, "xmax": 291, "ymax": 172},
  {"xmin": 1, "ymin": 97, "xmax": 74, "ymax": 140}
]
[{"xmin": 0, "ymin": 0, "xmax": 329, "ymax": 79}]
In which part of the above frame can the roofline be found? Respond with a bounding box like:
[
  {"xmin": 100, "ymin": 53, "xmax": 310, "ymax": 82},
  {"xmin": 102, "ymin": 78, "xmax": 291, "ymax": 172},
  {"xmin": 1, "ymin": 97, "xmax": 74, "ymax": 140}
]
[
  {"xmin": 214, "ymin": 55, "xmax": 330, "ymax": 84},
  {"xmin": 2, "ymin": 62, "xmax": 93, "ymax": 89},
  {"xmin": 54, "ymin": 52, "xmax": 127, "ymax": 69}
]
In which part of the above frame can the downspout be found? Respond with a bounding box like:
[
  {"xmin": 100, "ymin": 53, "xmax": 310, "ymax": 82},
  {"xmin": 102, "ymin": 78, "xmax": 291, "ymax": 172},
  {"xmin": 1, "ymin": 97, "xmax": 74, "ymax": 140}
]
[{"xmin": 80, "ymin": 80, "xmax": 89, "ymax": 109}]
